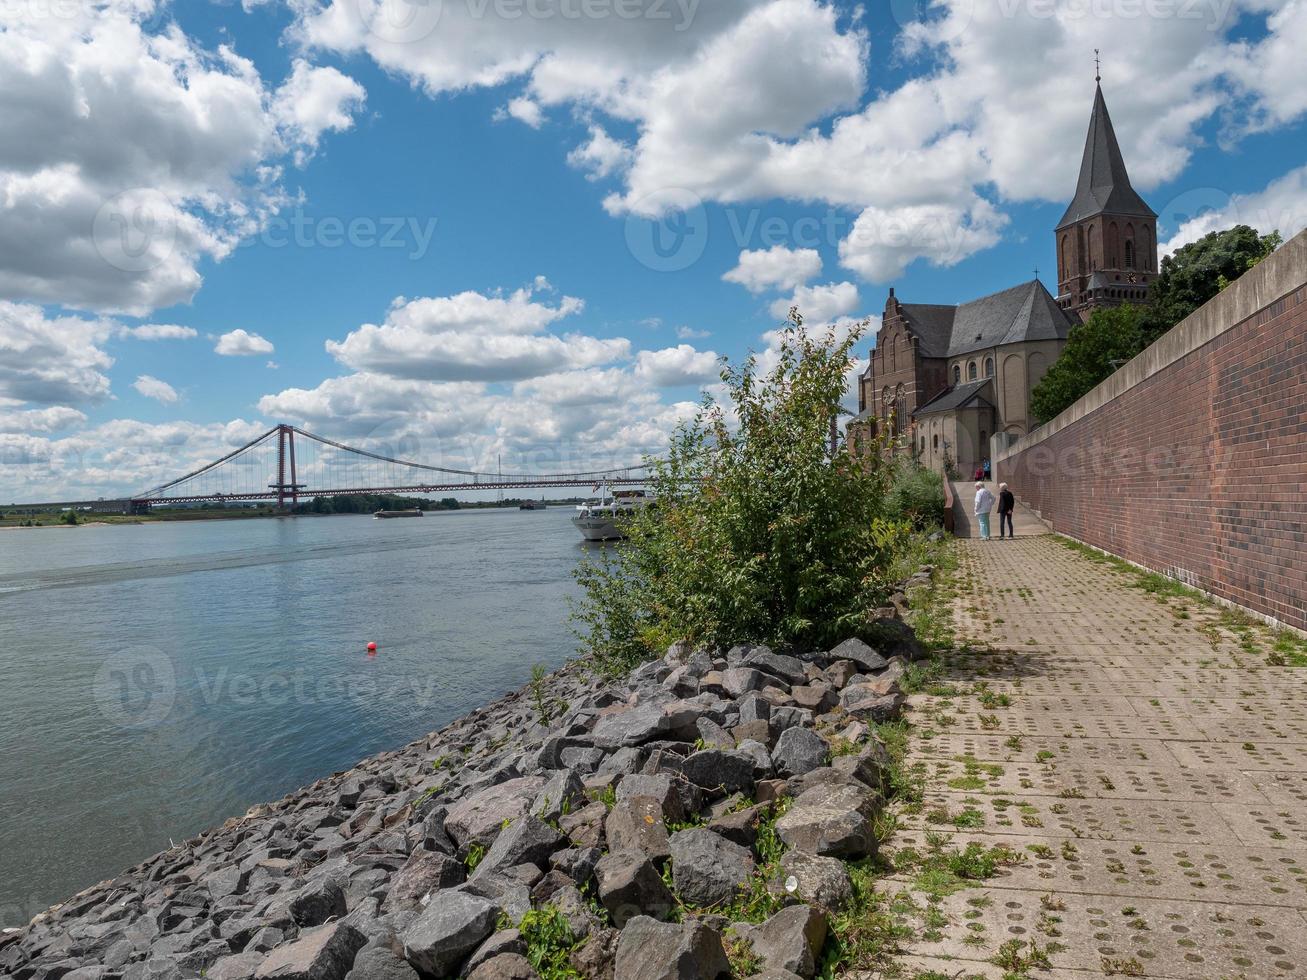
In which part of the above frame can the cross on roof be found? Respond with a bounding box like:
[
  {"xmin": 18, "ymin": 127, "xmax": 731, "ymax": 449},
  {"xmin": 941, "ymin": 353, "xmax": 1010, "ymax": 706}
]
[{"xmin": 1095, "ymin": 49, "xmax": 1101, "ymax": 83}]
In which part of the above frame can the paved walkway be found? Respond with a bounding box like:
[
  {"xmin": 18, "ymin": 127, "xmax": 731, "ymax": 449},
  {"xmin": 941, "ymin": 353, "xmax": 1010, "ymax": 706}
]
[
  {"xmin": 949, "ymin": 480, "xmax": 1050, "ymax": 539},
  {"xmin": 886, "ymin": 537, "xmax": 1307, "ymax": 979}
]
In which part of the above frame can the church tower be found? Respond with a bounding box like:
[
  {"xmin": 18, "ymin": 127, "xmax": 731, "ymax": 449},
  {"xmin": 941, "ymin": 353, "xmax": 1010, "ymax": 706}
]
[{"xmin": 1055, "ymin": 78, "xmax": 1158, "ymax": 321}]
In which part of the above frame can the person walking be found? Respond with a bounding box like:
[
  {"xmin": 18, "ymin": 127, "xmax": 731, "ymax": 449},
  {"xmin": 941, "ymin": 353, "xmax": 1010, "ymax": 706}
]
[
  {"xmin": 983, "ymin": 457, "xmax": 992, "ymax": 481},
  {"xmin": 974, "ymin": 481, "xmax": 995, "ymax": 540},
  {"xmin": 998, "ymin": 482, "xmax": 1015, "ymax": 539}
]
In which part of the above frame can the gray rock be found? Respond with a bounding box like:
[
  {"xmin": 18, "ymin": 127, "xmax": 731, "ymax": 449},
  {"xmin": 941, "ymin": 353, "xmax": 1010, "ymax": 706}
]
[
  {"xmin": 465, "ymin": 953, "xmax": 536, "ymax": 980},
  {"xmin": 777, "ymin": 852, "xmax": 853, "ymax": 912},
  {"xmin": 733, "ymin": 739, "xmax": 773, "ymax": 780},
  {"xmin": 568, "ymin": 927, "xmax": 619, "ymax": 980},
  {"xmin": 826, "ymin": 638, "xmax": 888, "ymax": 674},
  {"xmin": 667, "ymin": 829, "xmax": 755, "ymax": 908},
  {"xmin": 445, "ymin": 777, "xmax": 548, "ymax": 848},
  {"xmin": 399, "ymin": 891, "xmax": 499, "ymax": 977},
  {"xmin": 693, "ymin": 717, "xmax": 734, "ymax": 751},
  {"xmin": 770, "ymin": 729, "xmax": 828, "ymax": 779},
  {"xmin": 344, "ymin": 945, "xmax": 419, "ymax": 980},
  {"xmin": 729, "ymin": 906, "xmax": 827, "ymax": 979},
  {"xmin": 837, "ymin": 686, "xmax": 903, "ymax": 722},
  {"xmin": 593, "ymin": 851, "xmax": 675, "ymax": 928},
  {"xmin": 737, "ymin": 693, "xmax": 771, "ymax": 726},
  {"xmin": 742, "ymin": 652, "xmax": 807, "ymax": 686},
  {"xmin": 681, "ymin": 750, "xmax": 755, "ymax": 795},
  {"xmin": 592, "ymin": 702, "xmax": 699, "ymax": 750},
  {"xmin": 206, "ymin": 952, "xmax": 265, "ymax": 980},
  {"xmin": 830, "ymin": 739, "xmax": 893, "ymax": 795},
  {"xmin": 255, "ymin": 920, "xmax": 366, "ymax": 980},
  {"xmin": 706, "ymin": 803, "xmax": 767, "ymax": 848},
  {"xmin": 472, "ymin": 817, "xmax": 567, "ymax": 879},
  {"xmin": 463, "ymin": 929, "xmax": 527, "ymax": 976},
  {"xmin": 616, "ymin": 774, "xmax": 685, "ymax": 823},
  {"xmin": 774, "ymin": 783, "xmax": 879, "ymax": 859},
  {"xmin": 549, "ymin": 847, "xmax": 602, "ymax": 891},
  {"xmin": 721, "ymin": 668, "xmax": 770, "ymax": 698},
  {"xmin": 384, "ymin": 850, "xmax": 464, "ymax": 910},
  {"xmin": 289, "ymin": 878, "xmax": 347, "ymax": 928},
  {"xmin": 530, "ymin": 771, "xmax": 585, "ymax": 823},
  {"xmin": 613, "ymin": 917, "xmax": 730, "ymax": 980},
  {"xmin": 605, "ymin": 797, "xmax": 670, "ymax": 860}
]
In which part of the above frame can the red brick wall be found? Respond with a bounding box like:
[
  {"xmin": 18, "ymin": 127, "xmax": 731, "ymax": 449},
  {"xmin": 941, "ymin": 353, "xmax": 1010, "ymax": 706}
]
[{"xmin": 1002, "ymin": 283, "xmax": 1307, "ymax": 633}]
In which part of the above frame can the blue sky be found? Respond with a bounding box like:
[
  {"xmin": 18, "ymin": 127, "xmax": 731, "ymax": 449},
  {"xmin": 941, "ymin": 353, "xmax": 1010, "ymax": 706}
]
[{"xmin": 2, "ymin": 0, "xmax": 1305, "ymax": 501}]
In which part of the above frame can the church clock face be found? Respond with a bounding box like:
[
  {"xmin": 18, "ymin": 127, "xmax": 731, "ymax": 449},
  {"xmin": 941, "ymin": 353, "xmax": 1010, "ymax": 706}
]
[{"xmin": 1127, "ymin": 272, "xmax": 1138, "ymax": 283}]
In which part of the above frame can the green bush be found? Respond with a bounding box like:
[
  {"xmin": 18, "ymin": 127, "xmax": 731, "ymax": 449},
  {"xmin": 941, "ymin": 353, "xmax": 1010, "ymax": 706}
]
[
  {"xmin": 884, "ymin": 460, "xmax": 944, "ymax": 529},
  {"xmin": 571, "ymin": 313, "xmax": 914, "ymax": 676}
]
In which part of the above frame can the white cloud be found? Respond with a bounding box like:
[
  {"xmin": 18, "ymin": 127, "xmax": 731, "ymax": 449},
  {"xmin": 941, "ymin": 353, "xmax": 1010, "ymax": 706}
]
[
  {"xmin": 215, "ymin": 329, "xmax": 275, "ymax": 356},
  {"xmin": 676, "ymin": 325, "xmax": 711, "ymax": 340},
  {"xmin": 0, "ymin": 4, "xmax": 360, "ymax": 314},
  {"xmin": 132, "ymin": 375, "xmax": 180, "ymax": 404},
  {"xmin": 634, "ymin": 345, "xmax": 720, "ymax": 386},
  {"xmin": 770, "ymin": 281, "xmax": 861, "ymax": 324},
  {"xmin": 119, "ymin": 324, "xmax": 199, "ymax": 341},
  {"xmin": 273, "ymin": 59, "xmax": 367, "ymax": 163},
  {"xmin": 498, "ymin": 96, "xmax": 545, "ymax": 128},
  {"xmin": 723, "ymin": 246, "xmax": 823, "ymax": 294},
  {"xmin": 324, "ymin": 284, "xmax": 631, "ymax": 382},
  {"xmin": 568, "ymin": 125, "xmax": 635, "ymax": 180},
  {"xmin": 291, "ymin": 0, "xmax": 1307, "ymax": 283},
  {"xmin": 0, "ymin": 405, "xmax": 86, "ymax": 435},
  {"xmin": 0, "ymin": 302, "xmax": 115, "ymax": 405},
  {"xmin": 1161, "ymin": 164, "xmax": 1307, "ymax": 255}
]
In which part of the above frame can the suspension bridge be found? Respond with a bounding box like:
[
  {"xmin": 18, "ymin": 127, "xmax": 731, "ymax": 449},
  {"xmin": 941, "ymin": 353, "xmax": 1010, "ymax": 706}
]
[{"xmin": 9, "ymin": 425, "xmax": 653, "ymax": 514}]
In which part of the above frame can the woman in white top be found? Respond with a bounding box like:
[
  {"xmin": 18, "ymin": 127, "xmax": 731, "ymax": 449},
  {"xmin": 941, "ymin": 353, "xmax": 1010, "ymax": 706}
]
[{"xmin": 974, "ymin": 482, "xmax": 996, "ymax": 541}]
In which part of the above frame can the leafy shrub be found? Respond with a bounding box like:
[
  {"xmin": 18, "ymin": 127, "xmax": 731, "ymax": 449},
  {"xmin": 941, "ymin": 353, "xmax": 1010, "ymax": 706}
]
[
  {"xmin": 572, "ymin": 313, "xmax": 912, "ymax": 675},
  {"xmin": 884, "ymin": 459, "xmax": 945, "ymax": 529}
]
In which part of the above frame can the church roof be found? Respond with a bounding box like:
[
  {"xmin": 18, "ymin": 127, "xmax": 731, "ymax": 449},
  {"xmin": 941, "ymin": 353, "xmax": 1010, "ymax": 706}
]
[
  {"xmin": 895, "ymin": 280, "xmax": 1074, "ymax": 360},
  {"xmin": 914, "ymin": 379, "xmax": 994, "ymax": 417},
  {"xmin": 1057, "ymin": 84, "xmax": 1156, "ymax": 229}
]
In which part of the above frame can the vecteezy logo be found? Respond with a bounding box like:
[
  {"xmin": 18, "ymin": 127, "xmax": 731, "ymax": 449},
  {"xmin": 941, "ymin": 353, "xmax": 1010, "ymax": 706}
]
[
  {"xmin": 624, "ymin": 188, "xmax": 709, "ymax": 273},
  {"xmin": 93, "ymin": 646, "xmax": 177, "ymax": 730},
  {"xmin": 92, "ymin": 188, "xmax": 177, "ymax": 274},
  {"xmin": 1156, "ymin": 187, "xmax": 1233, "ymax": 242},
  {"xmin": 357, "ymin": 0, "xmax": 444, "ymax": 43}
]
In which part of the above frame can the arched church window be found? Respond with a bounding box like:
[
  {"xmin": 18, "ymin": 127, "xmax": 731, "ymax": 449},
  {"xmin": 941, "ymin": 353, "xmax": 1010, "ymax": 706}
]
[
  {"xmin": 933, "ymin": 434, "xmax": 939, "ymax": 450},
  {"xmin": 968, "ymin": 361, "xmax": 978, "ymax": 381},
  {"xmin": 984, "ymin": 357, "xmax": 994, "ymax": 378},
  {"xmin": 1124, "ymin": 240, "xmax": 1135, "ymax": 269},
  {"xmin": 953, "ymin": 365, "xmax": 961, "ymax": 384},
  {"xmin": 1060, "ymin": 235, "xmax": 1069, "ymax": 281}
]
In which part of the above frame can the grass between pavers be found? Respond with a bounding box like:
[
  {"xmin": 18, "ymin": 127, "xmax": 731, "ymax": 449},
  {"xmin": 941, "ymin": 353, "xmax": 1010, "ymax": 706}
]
[{"xmin": 1054, "ymin": 536, "xmax": 1307, "ymax": 666}]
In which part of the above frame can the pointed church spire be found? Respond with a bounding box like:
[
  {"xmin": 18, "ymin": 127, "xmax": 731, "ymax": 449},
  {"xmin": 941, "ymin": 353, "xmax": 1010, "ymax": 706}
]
[{"xmin": 1056, "ymin": 82, "xmax": 1155, "ymax": 229}]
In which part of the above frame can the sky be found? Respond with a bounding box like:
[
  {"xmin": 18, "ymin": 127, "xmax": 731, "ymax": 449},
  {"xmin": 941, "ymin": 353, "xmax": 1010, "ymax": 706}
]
[{"xmin": 2, "ymin": 0, "xmax": 1306, "ymax": 503}]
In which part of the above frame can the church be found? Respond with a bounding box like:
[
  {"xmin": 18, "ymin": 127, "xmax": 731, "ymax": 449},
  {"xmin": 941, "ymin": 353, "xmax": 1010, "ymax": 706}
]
[{"xmin": 850, "ymin": 80, "xmax": 1158, "ymax": 477}]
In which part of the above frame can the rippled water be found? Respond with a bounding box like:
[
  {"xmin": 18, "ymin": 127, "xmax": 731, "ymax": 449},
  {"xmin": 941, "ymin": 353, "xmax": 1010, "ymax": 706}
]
[{"xmin": 0, "ymin": 509, "xmax": 589, "ymax": 927}]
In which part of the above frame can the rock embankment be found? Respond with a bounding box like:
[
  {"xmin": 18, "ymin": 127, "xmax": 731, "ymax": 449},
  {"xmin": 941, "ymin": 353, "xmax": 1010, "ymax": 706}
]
[{"xmin": 1, "ymin": 582, "xmax": 931, "ymax": 980}]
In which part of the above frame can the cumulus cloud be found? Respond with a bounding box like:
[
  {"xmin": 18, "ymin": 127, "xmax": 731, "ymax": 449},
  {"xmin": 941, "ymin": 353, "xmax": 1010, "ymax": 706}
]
[
  {"xmin": 0, "ymin": 405, "xmax": 86, "ymax": 435},
  {"xmin": 132, "ymin": 375, "xmax": 180, "ymax": 404},
  {"xmin": 769, "ymin": 281, "xmax": 861, "ymax": 324},
  {"xmin": 1160, "ymin": 164, "xmax": 1307, "ymax": 255},
  {"xmin": 723, "ymin": 247, "xmax": 823, "ymax": 294},
  {"xmin": 273, "ymin": 59, "xmax": 367, "ymax": 163},
  {"xmin": 118, "ymin": 324, "xmax": 199, "ymax": 341},
  {"xmin": 290, "ymin": 0, "xmax": 1307, "ymax": 283},
  {"xmin": 497, "ymin": 97, "xmax": 545, "ymax": 128},
  {"xmin": 215, "ymin": 329, "xmax": 276, "ymax": 356},
  {"xmin": 0, "ymin": 3, "xmax": 363, "ymax": 314},
  {"xmin": 323, "ymin": 284, "xmax": 630, "ymax": 382},
  {"xmin": 0, "ymin": 302, "xmax": 115, "ymax": 406},
  {"xmin": 634, "ymin": 345, "xmax": 721, "ymax": 387}
]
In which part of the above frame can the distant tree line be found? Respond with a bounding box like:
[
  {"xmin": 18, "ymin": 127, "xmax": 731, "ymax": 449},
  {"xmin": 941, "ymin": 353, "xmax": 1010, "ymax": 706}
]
[
  {"xmin": 293, "ymin": 494, "xmax": 461, "ymax": 514},
  {"xmin": 1032, "ymin": 225, "xmax": 1283, "ymax": 424}
]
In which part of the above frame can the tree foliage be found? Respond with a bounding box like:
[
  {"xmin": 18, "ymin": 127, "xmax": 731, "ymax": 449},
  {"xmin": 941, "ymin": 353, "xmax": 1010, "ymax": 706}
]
[
  {"xmin": 572, "ymin": 313, "xmax": 913, "ymax": 675},
  {"xmin": 1032, "ymin": 224, "xmax": 1281, "ymax": 423}
]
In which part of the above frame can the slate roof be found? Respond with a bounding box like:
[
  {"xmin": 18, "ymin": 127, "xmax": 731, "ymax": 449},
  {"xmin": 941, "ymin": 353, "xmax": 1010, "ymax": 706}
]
[
  {"xmin": 1057, "ymin": 84, "xmax": 1155, "ymax": 229},
  {"xmin": 914, "ymin": 379, "xmax": 994, "ymax": 417},
  {"xmin": 895, "ymin": 280, "xmax": 1074, "ymax": 360}
]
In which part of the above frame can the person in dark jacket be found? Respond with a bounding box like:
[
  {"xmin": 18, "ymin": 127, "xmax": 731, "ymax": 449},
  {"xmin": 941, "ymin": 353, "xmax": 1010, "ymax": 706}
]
[{"xmin": 997, "ymin": 482, "xmax": 1016, "ymax": 539}]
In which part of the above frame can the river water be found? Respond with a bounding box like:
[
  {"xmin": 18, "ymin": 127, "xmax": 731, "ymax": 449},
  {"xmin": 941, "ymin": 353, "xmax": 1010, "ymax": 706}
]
[{"xmin": 0, "ymin": 509, "xmax": 591, "ymax": 928}]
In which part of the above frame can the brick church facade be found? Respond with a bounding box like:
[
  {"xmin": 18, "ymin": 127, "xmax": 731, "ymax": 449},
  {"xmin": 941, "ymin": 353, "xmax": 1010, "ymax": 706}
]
[{"xmin": 849, "ymin": 82, "xmax": 1158, "ymax": 477}]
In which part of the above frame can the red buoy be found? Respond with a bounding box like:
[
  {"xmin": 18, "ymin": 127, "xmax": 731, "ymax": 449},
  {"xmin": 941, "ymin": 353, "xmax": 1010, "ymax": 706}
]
[{"xmin": 367, "ymin": 642, "xmax": 378, "ymax": 655}]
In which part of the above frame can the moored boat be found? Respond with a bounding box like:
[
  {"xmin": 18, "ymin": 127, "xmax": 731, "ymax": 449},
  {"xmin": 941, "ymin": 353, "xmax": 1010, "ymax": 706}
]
[
  {"xmin": 374, "ymin": 509, "xmax": 424, "ymax": 519},
  {"xmin": 572, "ymin": 489, "xmax": 652, "ymax": 541}
]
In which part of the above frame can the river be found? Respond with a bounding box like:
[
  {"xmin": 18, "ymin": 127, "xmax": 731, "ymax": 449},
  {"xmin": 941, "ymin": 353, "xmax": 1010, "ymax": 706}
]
[{"xmin": 0, "ymin": 508, "xmax": 591, "ymax": 928}]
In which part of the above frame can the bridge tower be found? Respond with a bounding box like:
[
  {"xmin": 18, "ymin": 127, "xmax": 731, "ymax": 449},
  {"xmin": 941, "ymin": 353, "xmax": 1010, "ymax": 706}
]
[{"xmin": 269, "ymin": 424, "xmax": 307, "ymax": 509}]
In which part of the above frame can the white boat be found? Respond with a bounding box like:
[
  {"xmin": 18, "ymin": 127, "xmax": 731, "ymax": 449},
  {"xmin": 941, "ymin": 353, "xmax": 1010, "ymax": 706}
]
[{"xmin": 572, "ymin": 489, "xmax": 653, "ymax": 541}]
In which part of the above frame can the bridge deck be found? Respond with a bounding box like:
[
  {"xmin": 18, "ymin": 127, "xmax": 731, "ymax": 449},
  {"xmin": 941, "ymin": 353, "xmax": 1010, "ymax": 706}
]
[{"xmin": 879, "ymin": 536, "xmax": 1307, "ymax": 979}]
